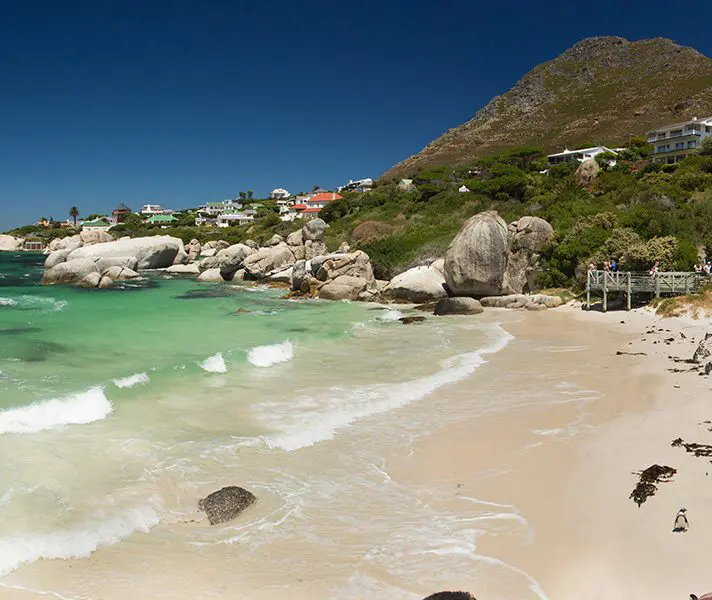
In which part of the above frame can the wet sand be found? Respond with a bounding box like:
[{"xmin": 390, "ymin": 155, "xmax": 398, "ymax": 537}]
[{"xmin": 3, "ymin": 307, "xmax": 712, "ymax": 600}]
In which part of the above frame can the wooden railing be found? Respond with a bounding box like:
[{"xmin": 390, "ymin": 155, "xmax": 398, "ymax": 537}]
[{"xmin": 586, "ymin": 270, "xmax": 707, "ymax": 311}]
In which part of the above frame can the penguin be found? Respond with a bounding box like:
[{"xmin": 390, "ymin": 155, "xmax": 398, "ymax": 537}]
[
  {"xmin": 690, "ymin": 594, "xmax": 712, "ymax": 600},
  {"xmin": 673, "ymin": 508, "xmax": 689, "ymax": 533}
]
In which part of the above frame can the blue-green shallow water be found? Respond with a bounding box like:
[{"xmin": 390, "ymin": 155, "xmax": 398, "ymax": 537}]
[{"xmin": 0, "ymin": 252, "xmax": 372, "ymax": 412}]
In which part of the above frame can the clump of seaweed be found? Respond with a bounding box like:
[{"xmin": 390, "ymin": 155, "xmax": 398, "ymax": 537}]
[
  {"xmin": 671, "ymin": 437, "xmax": 712, "ymax": 459},
  {"xmin": 630, "ymin": 464, "xmax": 677, "ymax": 507}
]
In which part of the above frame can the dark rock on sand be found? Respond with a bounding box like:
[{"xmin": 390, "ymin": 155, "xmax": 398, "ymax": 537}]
[
  {"xmin": 434, "ymin": 297, "xmax": 484, "ymax": 316},
  {"xmin": 630, "ymin": 464, "xmax": 676, "ymax": 507},
  {"xmin": 423, "ymin": 593, "xmax": 477, "ymax": 600},
  {"xmin": 198, "ymin": 486, "xmax": 256, "ymax": 525}
]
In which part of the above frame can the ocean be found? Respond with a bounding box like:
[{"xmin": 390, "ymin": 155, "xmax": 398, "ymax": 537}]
[{"xmin": 0, "ymin": 251, "xmax": 597, "ymax": 600}]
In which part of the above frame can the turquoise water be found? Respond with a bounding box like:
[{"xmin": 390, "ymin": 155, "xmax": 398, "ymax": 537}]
[{"xmin": 0, "ymin": 252, "xmax": 371, "ymax": 414}]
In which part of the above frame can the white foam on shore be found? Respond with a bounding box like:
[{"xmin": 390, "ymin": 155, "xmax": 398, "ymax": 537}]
[
  {"xmin": 247, "ymin": 341, "xmax": 293, "ymax": 368},
  {"xmin": 0, "ymin": 387, "xmax": 112, "ymax": 435},
  {"xmin": 0, "ymin": 297, "xmax": 18, "ymax": 307},
  {"xmin": 200, "ymin": 353, "xmax": 227, "ymax": 373},
  {"xmin": 0, "ymin": 506, "xmax": 159, "ymax": 577},
  {"xmin": 376, "ymin": 310, "xmax": 404, "ymax": 322},
  {"xmin": 113, "ymin": 372, "xmax": 149, "ymax": 389},
  {"xmin": 261, "ymin": 326, "xmax": 513, "ymax": 451}
]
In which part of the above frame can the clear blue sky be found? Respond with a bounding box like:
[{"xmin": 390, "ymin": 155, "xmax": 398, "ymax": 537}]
[{"xmin": 1, "ymin": 0, "xmax": 710, "ymax": 231}]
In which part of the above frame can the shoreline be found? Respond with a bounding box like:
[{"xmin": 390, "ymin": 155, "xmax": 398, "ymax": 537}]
[{"xmin": 2, "ymin": 303, "xmax": 712, "ymax": 599}]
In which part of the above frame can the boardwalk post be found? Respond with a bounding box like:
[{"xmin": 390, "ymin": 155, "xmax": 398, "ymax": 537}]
[
  {"xmin": 627, "ymin": 275, "xmax": 632, "ymax": 310},
  {"xmin": 655, "ymin": 275, "xmax": 660, "ymax": 299},
  {"xmin": 603, "ymin": 273, "xmax": 608, "ymax": 313},
  {"xmin": 586, "ymin": 270, "xmax": 591, "ymax": 310}
]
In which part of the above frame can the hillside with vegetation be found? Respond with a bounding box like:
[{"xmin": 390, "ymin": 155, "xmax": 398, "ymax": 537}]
[{"xmin": 384, "ymin": 36, "xmax": 712, "ymax": 181}]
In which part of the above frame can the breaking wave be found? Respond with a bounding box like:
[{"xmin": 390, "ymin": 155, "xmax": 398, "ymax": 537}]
[
  {"xmin": 0, "ymin": 506, "xmax": 159, "ymax": 577},
  {"xmin": 200, "ymin": 353, "xmax": 227, "ymax": 373},
  {"xmin": 0, "ymin": 387, "xmax": 112, "ymax": 435},
  {"xmin": 247, "ymin": 341, "xmax": 294, "ymax": 368},
  {"xmin": 113, "ymin": 372, "xmax": 150, "ymax": 389}
]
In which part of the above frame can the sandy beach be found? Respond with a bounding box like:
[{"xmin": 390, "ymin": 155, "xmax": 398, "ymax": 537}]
[{"xmin": 2, "ymin": 304, "xmax": 712, "ymax": 600}]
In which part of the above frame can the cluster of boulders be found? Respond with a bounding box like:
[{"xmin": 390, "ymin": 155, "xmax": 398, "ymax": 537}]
[
  {"xmin": 41, "ymin": 233, "xmax": 184, "ymax": 288},
  {"xmin": 37, "ymin": 211, "xmax": 565, "ymax": 313}
]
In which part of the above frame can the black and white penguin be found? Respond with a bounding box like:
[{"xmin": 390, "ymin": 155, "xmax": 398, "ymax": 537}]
[{"xmin": 673, "ymin": 508, "xmax": 689, "ymax": 533}]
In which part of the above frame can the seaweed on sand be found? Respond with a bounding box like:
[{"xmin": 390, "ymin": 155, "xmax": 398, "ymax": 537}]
[
  {"xmin": 672, "ymin": 437, "xmax": 712, "ymax": 459},
  {"xmin": 630, "ymin": 464, "xmax": 676, "ymax": 507}
]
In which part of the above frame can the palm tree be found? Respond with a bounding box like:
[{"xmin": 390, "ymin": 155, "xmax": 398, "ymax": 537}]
[
  {"xmin": 69, "ymin": 206, "xmax": 79, "ymax": 226},
  {"xmin": 247, "ymin": 190, "xmax": 253, "ymax": 200},
  {"xmin": 239, "ymin": 191, "xmax": 246, "ymax": 201}
]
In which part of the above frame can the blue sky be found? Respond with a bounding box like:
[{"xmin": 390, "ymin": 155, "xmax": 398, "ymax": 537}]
[{"xmin": 1, "ymin": 0, "xmax": 711, "ymax": 230}]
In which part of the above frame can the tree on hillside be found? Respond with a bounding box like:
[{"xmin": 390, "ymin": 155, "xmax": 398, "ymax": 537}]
[
  {"xmin": 239, "ymin": 191, "xmax": 246, "ymax": 201},
  {"xmin": 700, "ymin": 137, "xmax": 712, "ymax": 156},
  {"xmin": 69, "ymin": 206, "xmax": 79, "ymax": 226},
  {"xmin": 247, "ymin": 190, "xmax": 254, "ymax": 200},
  {"xmin": 312, "ymin": 184, "xmax": 320, "ymax": 192}
]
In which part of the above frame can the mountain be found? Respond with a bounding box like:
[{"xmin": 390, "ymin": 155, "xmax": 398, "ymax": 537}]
[{"xmin": 383, "ymin": 36, "xmax": 712, "ymax": 180}]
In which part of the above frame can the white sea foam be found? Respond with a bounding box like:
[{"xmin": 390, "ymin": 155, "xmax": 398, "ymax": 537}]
[
  {"xmin": 0, "ymin": 506, "xmax": 159, "ymax": 577},
  {"xmin": 261, "ymin": 326, "xmax": 513, "ymax": 451},
  {"xmin": 113, "ymin": 372, "xmax": 150, "ymax": 389},
  {"xmin": 2, "ymin": 295, "xmax": 67, "ymax": 312},
  {"xmin": 247, "ymin": 341, "xmax": 293, "ymax": 368},
  {"xmin": 0, "ymin": 297, "xmax": 18, "ymax": 307},
  {"xmin": 376, "ymin": 310, "xmax": 404, "ymax": 322},
  {"xmin": 200, "ymin": 353, "xmax": 227, "ymax": 373},
  {"xmin": 0, "ymin": 387, "xmax": 112, "ymax": 435}
]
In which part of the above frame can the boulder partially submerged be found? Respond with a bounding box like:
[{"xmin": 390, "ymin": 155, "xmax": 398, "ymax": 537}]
[
  {"xmin": 198, "ymin": 486, "xmax": 256, "ymax": 525},
  {"xmin": 434, "ymin": 297, "xmax": 484, "ymax": 315},
  {"xmin": 385, "ymin": 263, "xmax": 447, "ymax": 303},
  {"xmin": 0, "ymin": 234, "xmax": 24, "ymax": 252}
]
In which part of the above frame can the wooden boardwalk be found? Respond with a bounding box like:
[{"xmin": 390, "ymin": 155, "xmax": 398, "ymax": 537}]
[{"xmin": 586, "ymin": 270, "xmax": 707, "ymax": 311}]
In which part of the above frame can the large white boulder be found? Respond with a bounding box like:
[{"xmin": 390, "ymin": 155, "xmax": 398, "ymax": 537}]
[
  {"xmin": 197, "ymin": 268, "xmax": 225, "ymax": 282},
  {"xmin": 67, "ymin": 236, "xmax": 183, "ymax": 270},
  {"xmin": 301, "ymin": 218, "xmax": 327, "ymax": 242},
  {"xmin": 166, "ymin": 263, "xmax": 200, "ymax": 275},
  {"xmin": 80, "ymin": 230, "xmax": 114, "ymax": 245},
  {"xmin": 386, "ymin": 265, "xmax": 447, "ymax": 303},
  {"xmin": 53, "ymin": 235, "xmax": 83, "ymax": 252},
  {"xmin": 44, "ymin": 250, "xmax": 71, "ymax": 269},
  {"xmin": 434, "ymin": 297, "xmax": 484, "ymax": 315},
  {"xmin": 42, "ymin": 258, "xmax": 100, "ymax": 285},
  {"xmin": 313, "ymin": 250, "xmax": 374, "ymax": 285},
  {"xmin": 318, "ymin": 275, "xmax": 368, "ymax": 300},
  {"xmin": 242, "ymin": 243, "xmax": 295, "ymax": 279},
  {"xmin": 0, "ymin": 235, "xmax": 23, "ymax": 252}
]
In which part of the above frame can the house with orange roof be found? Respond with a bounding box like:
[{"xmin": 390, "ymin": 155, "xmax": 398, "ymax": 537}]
[{"xmin": 293, "ymin": 192, "xmax": 342, "ymax": 219}]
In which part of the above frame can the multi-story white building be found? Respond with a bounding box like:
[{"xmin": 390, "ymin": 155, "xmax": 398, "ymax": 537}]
[
  {"xmin": 217, "ymin": 213, "xmax": 254, "ymax": 228},
  {"xmin": 647, "ymin": 116, "xmax": 712, "ymax": 164},
  {"xmin": 547, "ymin": 146, "xmax": 618, "ymax": 166},
  {"xmin": 337, "ymin": 178, "xmax": 373, "ymax": 193},
  {"xmin": 269, "ymin": 188, "xmax": 291, "ymax": 200},
  {"xmin": 139, "ymin": 204, "xmax": 164, "ymax": 216},
  {"xmin": 198, "ymin": 199, "xmax": 243, "ymax": 216}
]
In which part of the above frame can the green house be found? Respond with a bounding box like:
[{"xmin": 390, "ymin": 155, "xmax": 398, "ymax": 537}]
[{"xmin": 146, "ymin": 214, "xmax": 178, "ymax": 225}]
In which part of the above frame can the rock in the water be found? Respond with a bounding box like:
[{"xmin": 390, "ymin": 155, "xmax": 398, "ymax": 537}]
[
  {"xmin": 314, "ymin": 250, "xmax": 374, "ymax": 285},
  {"xmin": 318, "ymin": 275, "xmax": 368, "ymax": 300},
  {"xmin": 198, "ymin": 486, "xmax": 256, "ymax": 525},
  {"xmin": 434, "ymin": 297, "xmax": 484, "ymax": 315},
  {"xmin": 78, "ymin": 272, "xmax": 102, "ymax": 288},
  {"xmin": 94, "ymin": 256, "xmax": 139, "ymax": 273},
  {"xmin": 267, "ymin": 266, "xmax": 293, "ymax": 284},
  {"xmin": 166, "ymin": 263, "xmax": 201, "ymax": 275},
  {"xmin": 197, "ymin": 268, "xmax": 225, "ymax": 282},
  {"xmin": 386, "ymin": 265, "xmax": 447, "ymax": 303},
  {"xmin": 172, "ymin": 250, "xmax": 189, "ymax": 265},
  {"xmin": 42, "ymin": 258, "xmax": 100, "ymax": 285},
  {"xmin": 44, "ymin": 249, "xmax": 71, "ymax": 269},
  {"xmin": 217, "ymin": 243, "xmax": 255, "ymax": 279},
  {"xmin": 186, "ymin": 239, "xmax": 202, "ymax": 262},
  {"xmin": 98, "ymin": 275, "xmax": 114, "ymax": 288},
  {"xmin": 291, "ymin": 259, "xmax": 307, "ymax": 292},
  {"xmin": 67, "ymin": 236, "xmax": 183, "ymax": 270},
  {"xmin": 444, "ymin": 211, "xmax": 510, "ymax": 297},
  {"xmin": 79, "ymin": 230, "xmax": 114, "ymax": 245},
  {"xmin": 575, "ymin": 158, "xmax": 601, "ymax": 187},
  {"xmin": 0, "ymin": 234, "xmax": 24, "ymax": 252},
  {"xmin": 400, "ymin": 316, "xmax": 427, "ymax": 324},
  {"xmin": 301, "ymin": 218, "xmax": 327, "ymax": 242}
]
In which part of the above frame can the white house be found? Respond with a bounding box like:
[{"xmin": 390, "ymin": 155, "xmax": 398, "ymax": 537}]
[
  {"xmin": 199, "ymin": 199, "xmax": 243, "ymax": 216},
  {"xmin": 547, "ymin": 146, "xmax": 618, "ymax": 165},
  {"xmin": 139, "ymin": 204, "xmax": 165, "ymax": 216},
  {"xmin": 217, "ymin": 213, "xmax": 254, "ymax": 228},
  {"xmin": 337, "ymin": 178, "xmax": 373, "ymax": 193},
  {"xmin": 647, "ymin": 116, "xmax": 712, "ymax": 164},
  {"xmin": 269, "ymin": 188, "xmax": 291, "ymax": 200}
]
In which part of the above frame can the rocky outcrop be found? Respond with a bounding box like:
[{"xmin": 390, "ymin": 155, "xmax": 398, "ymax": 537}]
[
  {"xmin": 44, "ymin": 249, "xmax": 72, "ymax": 269},
  {"xmin": 286, "ymin": 230, "xmax": 303, "ymax": 246},
  {"xmin": 166, "ymin": 263, "xmax": 200, "ymax": 275},
  {"xmin": 243, "ymin": 243, "xmax": 295, "ymax": 279},
  {"xmin": 185, "ymin": 239, "xmax": 202, "ymax": 262},
  {"xmin": 197, "ymin": 268, "xmax": 225, "ymax": 282},
  {"xmin": 318, "ymin": 275, "xmax": 369, "ymax": 300},
  {"xmin": 68, "ymin": 236, "xmax": 183, "ymax": 270},
  {"xmin": 102, "ymin": 266, "xmax": 140, "ymax": 280},
  {"xmin": 480, "ymin": 294, "xmax": 563, "ymax": 310},
  {"xmin": 198, "ymin": 486, "xmax": 256, "ymax": 526},
  {"xmin": 386, "ymin": 264, "xmax": 447, "ymax": 303},
  {"xmin": 200, "ymin": 240, "xmax": 229, "ymax": 258},
  {"xmin": 302, "ymin": 218, "xmax": 327, "ymax": 242},
  {"xmin": 575, "ymin": 158, "xmax": 601, "ymax": 187},
  {"xmin": 266, "ymin": 234, "xmax": 283, "ymax": 246},
  {"xmin": 444, "ymin": 211, "xmax": 510, "ymax": 296},
  {"xmin": 434, "ymin": 297, "xmax": 484, "ymax": 315},
  {"xmin": 291, "ymin": 259, "xmax": 308, "ymax": 292},
  {"xmin": 443, "ymin": 211, "xmax": 554, "ymax": 297},
  {"xmin": 49, "ymin": 235, "xmax": 83, "ymax": 253},
  {"xmin": 0, "ymin": 235, "xmax": 23, "ymax": 252},
  {"xmin": 79, "ymin": 230, "xmax": 114, "ymax": 245},
  {"xmin": 94, "ymin": 257, "xmax": 139, "ymax": 272},
  {"xmin": 42, "ymin": 258, "xmax": 100, "ymax": 285},
  {"xmin": 313, "ymin": 250, "xmax": 374, "ymax": 284}
]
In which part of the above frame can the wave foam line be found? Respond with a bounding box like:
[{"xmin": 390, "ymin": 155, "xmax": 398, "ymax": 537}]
[
  {"xmin": 247, "ymin": 341, "xmax": 293, "ymax": 368},
  {"xmin": 0, "ymin": 387, "xmax": 112, "ymax": 435},
  {"xmin": 200, "ymin": 353, "xmax": 227, "ymax": 373},
  {"xmin": 0, "ymin": 506, "xmax": 159, "ymax": 577},
  {"xmin": 113, "ymin": 372, "xmax": 149, "ymax": 389},
  {"xmin": 262, "ymin": 325, "xmax": 513, "ymax": 451}
]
